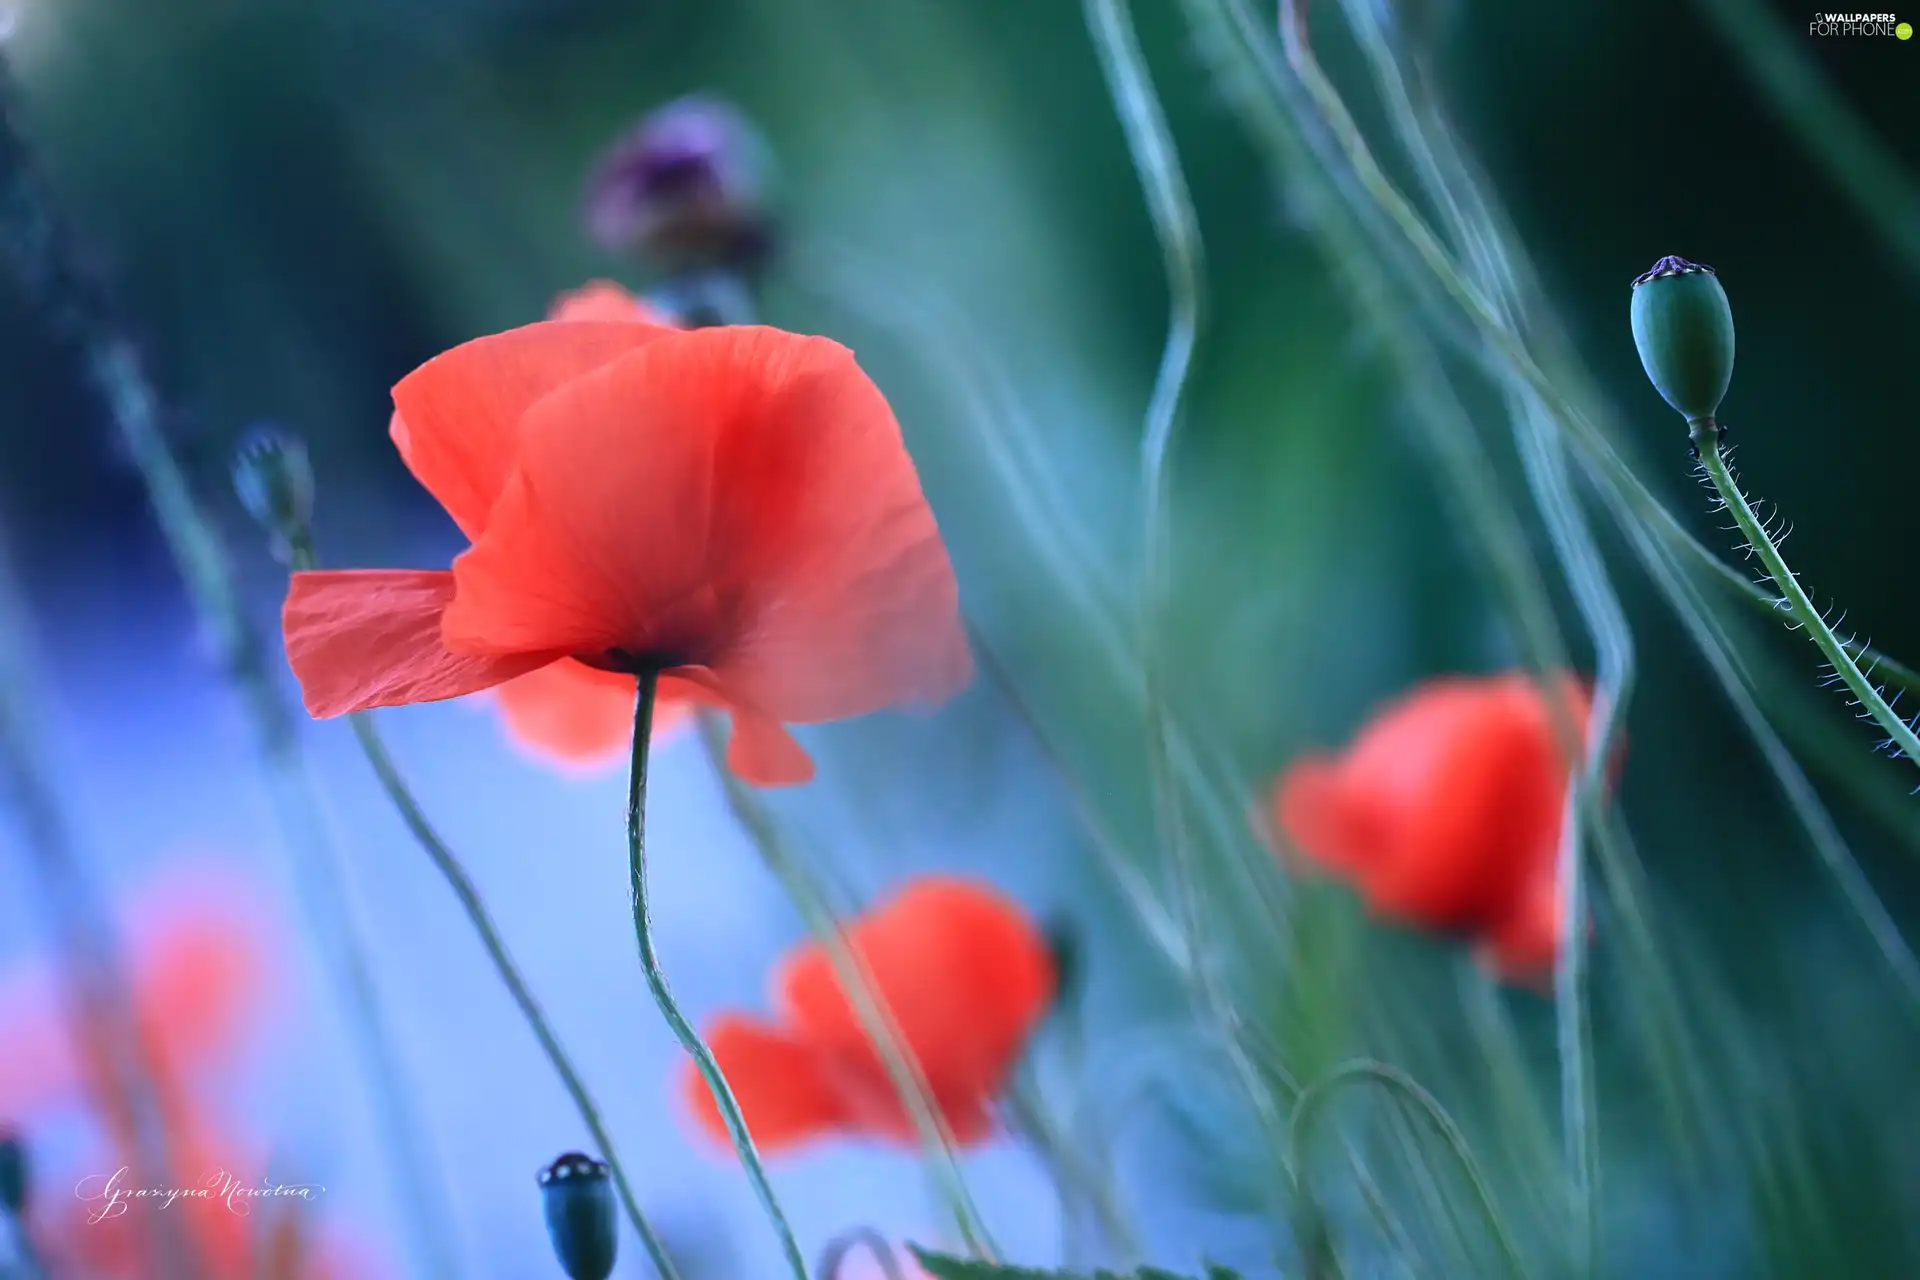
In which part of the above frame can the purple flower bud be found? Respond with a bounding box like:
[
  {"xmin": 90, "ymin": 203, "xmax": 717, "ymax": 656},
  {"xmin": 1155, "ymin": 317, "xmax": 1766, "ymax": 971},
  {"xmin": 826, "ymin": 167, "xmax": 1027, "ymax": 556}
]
[{"xmin": 584, "ymin": 96, "xmax": 774, "ymax": 275}]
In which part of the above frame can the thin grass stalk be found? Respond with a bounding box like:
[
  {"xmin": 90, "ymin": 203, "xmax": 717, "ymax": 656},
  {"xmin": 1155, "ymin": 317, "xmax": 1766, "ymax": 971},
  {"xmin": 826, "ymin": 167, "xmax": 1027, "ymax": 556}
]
[
  {"xmin": 1081, "ymin": 0, "xmax": 1294, "ymax": 1186},
  {"xmin": 0, "ymin": 58, "xmax": 465, "ymax": 1277},
  {"xmin": 690, "ymin": 711, "xmax": 1000, "ymax": 1263},
  {"xmin": 1289, "ymin": 1061, "xmax": 1526, "ymax": 1278},
  {"xmin": 286, "ymin": 524, "xmax": 683, "ymax": 1280},
  {"xmin": 0, "ymin": 530, "xmax": 192, "ymax": 1280},
  {"xmin": 1693, "ymin": 0, "xmax": 1920, "ymax": 284},
  {"xmin": 788, "ymin": 242, "xmax": 1289, "ymax": 946},
  {"xmin": 1003, "ymin": 1078, "xmax": 1142, "ymax": 1268}
]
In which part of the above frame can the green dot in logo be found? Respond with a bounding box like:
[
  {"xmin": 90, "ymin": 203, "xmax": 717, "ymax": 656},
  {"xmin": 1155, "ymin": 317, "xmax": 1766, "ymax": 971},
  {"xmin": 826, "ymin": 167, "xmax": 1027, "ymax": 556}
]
[{"xmin": 1899, "ymin": 20, "xmax": 1914, "ymax": 38}]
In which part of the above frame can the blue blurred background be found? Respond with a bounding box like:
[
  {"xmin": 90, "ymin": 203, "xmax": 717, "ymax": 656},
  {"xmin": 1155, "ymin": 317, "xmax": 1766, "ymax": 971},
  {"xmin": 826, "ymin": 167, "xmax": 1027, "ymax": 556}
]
[{"xmin": 2, "ymin": 0, "xmax": 1919, "ymax": 1276}]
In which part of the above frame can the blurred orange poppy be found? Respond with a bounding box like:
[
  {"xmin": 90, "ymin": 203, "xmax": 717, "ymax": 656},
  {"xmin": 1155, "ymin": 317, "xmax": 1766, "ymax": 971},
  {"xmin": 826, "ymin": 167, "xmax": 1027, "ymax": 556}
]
[
  {"xmin": 0, "ymin": 867, "xmax": 383, "ymax": 1278},
  {"xmin": 683, "ymin": 877, "xmax": 1056, "ymax": 1152},
  {"xmin": 1270, "ymin": 673, "xmax": 1601, "ymax": 982},
  {"xmin": 283, "ymin": 296, "xmax": 970, "ymax": 786}
]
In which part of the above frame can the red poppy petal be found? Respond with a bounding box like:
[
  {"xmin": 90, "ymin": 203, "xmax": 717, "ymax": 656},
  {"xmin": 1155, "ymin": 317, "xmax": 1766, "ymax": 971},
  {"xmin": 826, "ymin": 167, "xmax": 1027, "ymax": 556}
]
[
  {"xmin": 776, "ymin": 878, "xmax": 1052, "ymax": 1107},
  {"xmin": 283, "ymin": 570, "xmax": 563, "ymax": 717},
  {"xmin": 441, "ymin": 327, "xmax": 971, "ymax": 727},
  {"xmin": 548, "ymin": 280, "xmax": 676, "ymax": 327},
  {"xmin": 390, "ymin": 320, "xmax": 673, "ymax": 539},
  {"xmin": 489, "ymin": 660, "xmax": 693, "ymax": 769},
  {"xmin": 1272, "ymin": 756, "xmax": 1379, "ymax": 878},
  {"xmin": 683, "ymin": 1015, "xmax": 844, "ymax": 1153}
]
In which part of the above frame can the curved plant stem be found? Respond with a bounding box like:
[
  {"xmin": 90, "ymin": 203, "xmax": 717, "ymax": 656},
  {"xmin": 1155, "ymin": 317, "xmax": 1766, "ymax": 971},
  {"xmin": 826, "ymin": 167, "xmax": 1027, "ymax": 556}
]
[
  {"xmin": 627, "ymin": 681, "xmax": 807, "ymax": 1280},
  {"xmin": 1693, "ymin": 425, "xmax": 1920, "ymax": 771},
  {"xmin": 1289, "ymin": 1060, "xmax": 1526, "ymax": 1279},
  {"xmin": 1083, "ymin": 0, "xmax": 1291, "ymax": 1181},
  {"xmin": 817, "ymin": 1228, "xmax": 908, "ymax": 1280},
  {"xmin": 282, "ymin": 546, "xmax": 679, "ymax": 1279},
  {"xmin": 336, "ymin": 706, "xmax": 682, "ymax": 1280},
  {"xmin": 691, "ymin": 711, "xmax": 998, "ymax": 1262}
]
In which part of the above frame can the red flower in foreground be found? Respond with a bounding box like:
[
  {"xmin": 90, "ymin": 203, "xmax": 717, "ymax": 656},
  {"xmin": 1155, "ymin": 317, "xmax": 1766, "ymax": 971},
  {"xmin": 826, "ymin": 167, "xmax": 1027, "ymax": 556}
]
[
  {"xmin": 683, "ymin": 877, "xmax": 1056, "ymax": 1152},
  {"xmin": 0, "ymin": 867, "xmax": 382, "ymax": 1279},
  {"xmin": 284, "ymin": 300, "xmax": 970, "ymax": 785},
  {"xmin": 1270, "ymin": 673, "xmax": 1599, "ymax": 981},
  {"xmin": 483, "ymin": 283, "xmax": 693, "ymax": 772}
]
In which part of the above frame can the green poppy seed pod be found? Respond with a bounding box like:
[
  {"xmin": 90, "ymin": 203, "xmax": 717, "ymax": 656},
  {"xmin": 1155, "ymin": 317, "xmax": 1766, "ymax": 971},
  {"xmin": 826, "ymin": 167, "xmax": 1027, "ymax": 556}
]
[
  {"xmin": 0, "ymin": 1129, "xmax": 26, "ymax": 1217},
  {"xmin": 538, "ymin": 1152, "xmax": 616, "ymax": 1280},
  {"xmin": 1630, "ymin": 255, "xmax": 1735, "ymax": 426},
  {"xmin": 232, "ymin": 423, "xmax": 314, "ymax": 561}
]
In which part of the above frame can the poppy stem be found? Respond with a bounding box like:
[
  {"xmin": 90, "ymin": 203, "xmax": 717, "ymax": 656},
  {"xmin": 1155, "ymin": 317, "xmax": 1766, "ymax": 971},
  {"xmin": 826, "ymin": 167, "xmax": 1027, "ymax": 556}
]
[
  {"xmin": 627, "ymin": 680, "xmax": 809, "ymax": 1280},
  {"xmin": 328, "ymin": 704, "xmax": 683, "ymax": 1280},
  {"xmin": 1693, "ymin": 425, "xmax": 1920, "ymax": 770},
  {"xmin": 691, "ymin": 710, "xmax": 1001, "ymax": 1263}
]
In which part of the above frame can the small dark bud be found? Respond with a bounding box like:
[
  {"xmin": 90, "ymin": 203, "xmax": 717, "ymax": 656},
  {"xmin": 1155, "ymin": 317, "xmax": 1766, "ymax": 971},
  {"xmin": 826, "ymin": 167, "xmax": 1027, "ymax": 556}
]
[
  {"xmin": 0, "ymin": 1129, "xmax": 27, "ymax": 1216},
  {"xmin": 1041, "ymin": 915, "xmax": 1079, "ymax": 1010},
  {"xmin": 1630, "ymin": 255, "xmax": 1735, "ymax": 427},
  {"xmin": 232, "ymin": 423, "xmax": 314, "ymax": 563},
  {"xmin": 584, "ymin": 96, "xmax": 775, "ymax": 276},
  {"xmin": 539, "ymin": 1151, "xmax": 616, "ymax": 1280}
]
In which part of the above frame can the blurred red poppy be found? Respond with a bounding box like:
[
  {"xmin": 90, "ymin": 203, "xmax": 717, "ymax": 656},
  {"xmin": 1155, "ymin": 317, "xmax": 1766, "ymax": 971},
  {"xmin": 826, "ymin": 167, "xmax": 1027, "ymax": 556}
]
[
  {"xmin": 283, "ymin": 298, "xmax": 970, "ymax": 786},
  {"xmin": 683, "ymin": 877, "xmax": 1056, "ymax": 1152},
  {"xmin": 1270, "ymin": 673, "xmax": 1601, "ymax": 982},
  {"xmin": 0, "ymin": 866, "xmax": 384, "ymax": 1278}
]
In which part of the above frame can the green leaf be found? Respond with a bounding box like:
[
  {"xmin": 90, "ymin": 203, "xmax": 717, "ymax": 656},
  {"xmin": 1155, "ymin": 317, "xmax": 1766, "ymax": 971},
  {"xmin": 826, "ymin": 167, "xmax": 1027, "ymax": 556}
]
[{"xmin": 905, "ymin": 1247, "xmax": 1244, "ymax": 1280}]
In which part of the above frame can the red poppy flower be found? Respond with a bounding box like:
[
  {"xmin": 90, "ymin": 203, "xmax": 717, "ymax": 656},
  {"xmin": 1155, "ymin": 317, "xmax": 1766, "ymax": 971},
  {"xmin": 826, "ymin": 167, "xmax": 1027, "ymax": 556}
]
[
  {"xmin": 1, "ymin": 867, "xmax": 383, "ymax": 1279},
  {"xmin": 682, "ymin": 877, "xmax": 1056, "ymax": 1152},
  {"xmin": 283, "ymin": 306, "xmax": 971, "ymax": 786},
  {"xmin": 1270, "ymin": 673, "xmax": 1598, "ymax": 981},
  {"xmin": 481, "ymin": 283, "xmax": 694, "ymax": 772}
]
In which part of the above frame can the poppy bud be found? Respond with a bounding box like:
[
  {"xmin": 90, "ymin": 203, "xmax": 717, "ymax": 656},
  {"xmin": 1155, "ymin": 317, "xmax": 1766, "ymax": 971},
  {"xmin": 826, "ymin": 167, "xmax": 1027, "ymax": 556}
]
[
  {"xmin": 232, "ymin": 423, "xmax": 314, "ymax": 562},
  {"xmin": 538, "ymin": 1151, "xmax": 616, "ymax": 1280},
  {"xmin": 584, "ymin": 96, "xmax": 775, "ymax": 276},
  {"xmin": 0, "ymin": 1129, "xmax": 25, "ymax": 1217},
  {"xmin": 1040, "ymin": 915, "xmax": 1078, "ymax": 1010},
  {"xmin": 1630, "ymin": 255, "xmax": 1735, "ymax": 427}
]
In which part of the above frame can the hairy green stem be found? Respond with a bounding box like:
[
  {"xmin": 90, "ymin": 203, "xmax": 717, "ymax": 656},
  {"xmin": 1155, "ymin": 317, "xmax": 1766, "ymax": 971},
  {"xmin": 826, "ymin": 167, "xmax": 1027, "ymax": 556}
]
[
  {"xmin": 628, "ymin": 682, "xmax": 807, "ymax": 1280},
  {"xmin": 692, "ymin": 711, "xmax": 999, "ymax": 1262},
  {"xmin": 1693, "ymin": 426, "xmax": 1920, "ymax": 770}
]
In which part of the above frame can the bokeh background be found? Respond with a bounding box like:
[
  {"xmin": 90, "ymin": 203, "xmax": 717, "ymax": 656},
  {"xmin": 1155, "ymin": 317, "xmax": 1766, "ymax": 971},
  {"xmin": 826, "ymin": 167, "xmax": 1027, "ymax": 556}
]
[{"xmin": 1, "ymin": 0, "xmax": 1918, "ymax": 1276}]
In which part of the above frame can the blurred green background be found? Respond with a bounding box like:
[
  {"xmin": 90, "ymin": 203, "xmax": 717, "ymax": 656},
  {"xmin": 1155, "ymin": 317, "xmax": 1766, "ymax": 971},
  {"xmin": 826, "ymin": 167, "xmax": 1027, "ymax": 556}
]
[{"xmin": 2, "ymin": 0, "xmax": 1919, "ymax": 1275}]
